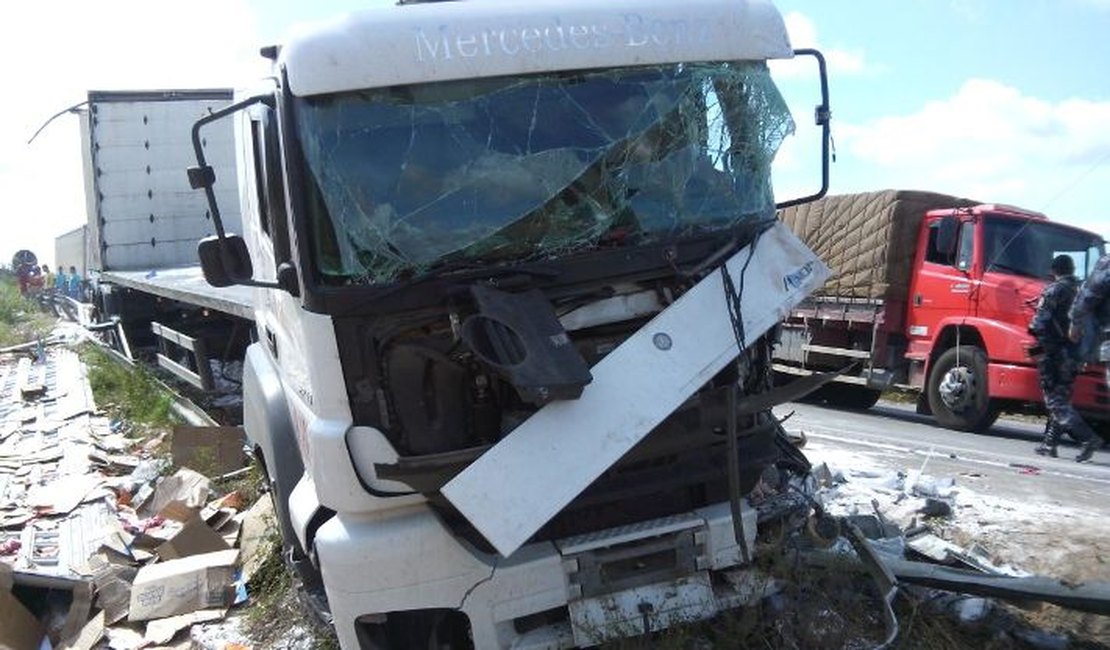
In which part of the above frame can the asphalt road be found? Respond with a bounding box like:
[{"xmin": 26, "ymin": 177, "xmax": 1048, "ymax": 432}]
[{"xmin": 775, "ymin": 400, "xmax": 1110, "ymax": 510}]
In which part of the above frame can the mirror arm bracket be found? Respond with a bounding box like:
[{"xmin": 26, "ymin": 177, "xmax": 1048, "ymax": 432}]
[
  {"xmin": 776, "ymin": 48, "xmax": 832, "ymax": 210},
  {"xmin": 188, "ymin": 95, "xmax": 283, "ymax": 290}
]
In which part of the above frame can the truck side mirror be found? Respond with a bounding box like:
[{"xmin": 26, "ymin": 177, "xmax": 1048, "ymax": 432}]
[
  {"xmin": 198, "ymin": 234, "xmax": 253, "ymax": 287},
  {"xmin": 189, "ymin": 94, "xmax": 284, "ymax": 293},
  {"xmin": 776, "ymin": 48, "xmax": 832, "ymax": 209},
  {"xmin": 936, "ymin": 216, "xmax": 959, "ymax": 257}
]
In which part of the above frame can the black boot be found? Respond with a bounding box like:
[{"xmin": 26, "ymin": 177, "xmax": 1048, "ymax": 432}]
[
  {"xmin": 1034, "ymin": 422, "xmax": 1060, "ymax": 458},
  {"xmin": 1076, "ymin": 436, "xmax": 1104, "ymax": 463}
]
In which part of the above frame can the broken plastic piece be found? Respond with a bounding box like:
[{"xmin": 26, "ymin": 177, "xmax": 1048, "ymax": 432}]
[{"xmin": 461, "ymin": 285, "xmax": 591, "ymax": 405}]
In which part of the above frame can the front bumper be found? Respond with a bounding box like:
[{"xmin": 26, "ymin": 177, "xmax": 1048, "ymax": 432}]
[
  {"xmin": 314, "ymin": 500, "xmax": 759, "ymax": 649},
  {"xmin": 988, "ymin": 362, "xmax": 1109, "ymax": 421}
]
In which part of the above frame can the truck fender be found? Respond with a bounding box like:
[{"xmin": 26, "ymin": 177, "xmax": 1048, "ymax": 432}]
[
  {"xmin": 927, "ymin": 317, "xmax": 1033, "ymax": 366},
  {"xmin": 243, "ymin": 341, "xmax": 311, "ymax": 557}
]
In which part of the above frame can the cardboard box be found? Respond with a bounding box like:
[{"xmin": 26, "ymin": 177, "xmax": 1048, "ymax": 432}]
[
  {"xmin": 154, "ymin": 516, "xmax": 231, "ymax": 561},
  {"xmin": 0, "ymin": 564, "xmax": 44, "ymax": 650},
  {"xmin": 127, "ymin": 549, "xmax": 239, "ymax": 621},
  {"xmin": 171, "ymin": 426, "xmax": 246, "ymax": 476}
]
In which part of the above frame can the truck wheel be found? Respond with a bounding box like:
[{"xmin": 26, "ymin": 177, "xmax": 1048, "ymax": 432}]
[
  {"xmin": 819, "ymin": 384, "xmax": 883, "ymax": 410},
  {"xmin": 927, "ymin": 345, "xmax": 999, "ymax": 432}
]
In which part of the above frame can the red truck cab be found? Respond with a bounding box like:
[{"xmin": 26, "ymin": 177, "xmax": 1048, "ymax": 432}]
[{"xmin": 906, "ymin": 205, "xmax": 1107, "ymax": 430}]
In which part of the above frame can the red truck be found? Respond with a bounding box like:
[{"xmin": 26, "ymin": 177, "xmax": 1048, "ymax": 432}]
[{"xmin": 775, "ymin": 189, "xmax": 1109, "ymax": 433}]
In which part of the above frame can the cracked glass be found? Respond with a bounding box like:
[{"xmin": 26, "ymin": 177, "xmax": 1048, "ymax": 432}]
[{"xmin": 295, "ymin": 61, "xmax": 795, "ymax": 284}]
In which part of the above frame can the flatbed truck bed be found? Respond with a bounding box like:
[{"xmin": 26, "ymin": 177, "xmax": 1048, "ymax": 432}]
[{"xmin": 101, "ymin": 267, "xmax": 254, "ymax": 321}]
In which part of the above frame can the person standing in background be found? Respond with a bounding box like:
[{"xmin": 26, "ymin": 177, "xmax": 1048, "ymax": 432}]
[
  {"xmin": 1031, "ymin": 255, "xmax": 1102, "ymax": 462},
  {"xmin": 67, "ymin": 265, "xmax": 82, "ymax": 301},
  {"xmin": 1070, "ymin": 252, "xmax": 1110, "ymax": 391},
  {"xmin": 54, "ymin": 265, "xmax": 68, "ymax": 295},
  {"xmin": 42, "ymin": 265, "xmax": 54, "ymax": 296}
]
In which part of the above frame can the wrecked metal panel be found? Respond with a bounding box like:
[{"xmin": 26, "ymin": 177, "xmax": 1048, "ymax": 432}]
[
  {"xmin": 442, "ymin": 222, "xmax": 829, "ymax": 556},
  {"xmin": 296, "ymin": 61, "xmax": 793, "ymax": 284},
  {"xmin": 569, "ymin": 572, "xmax": 716, "ymax": 646}
]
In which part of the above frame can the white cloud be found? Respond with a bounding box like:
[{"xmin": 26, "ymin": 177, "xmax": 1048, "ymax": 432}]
[
  {"xmin": 0, "ymin": 1, "xmax": 268, "ymax": 268},
  {"xmin": 774, "ymin": 12, "xmax": 870, "ymax": 77},
  {"xmin": 839, "ymin": 79, "xmax": 1110, "ymax": 176},
  {"xmin": 779, "ymin": 79, "xmax": 1110, "ymax": 239}
]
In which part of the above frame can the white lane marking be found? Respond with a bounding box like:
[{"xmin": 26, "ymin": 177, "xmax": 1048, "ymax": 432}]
[{"xmin": 804, "ymin": 430, "xmax": 1110, "ymax": 487}]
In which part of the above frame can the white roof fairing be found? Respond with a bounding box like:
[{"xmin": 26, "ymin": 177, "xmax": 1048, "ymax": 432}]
[{"xmin": 280, "ymin": 0, "xmax": 793, "ymax": 96}]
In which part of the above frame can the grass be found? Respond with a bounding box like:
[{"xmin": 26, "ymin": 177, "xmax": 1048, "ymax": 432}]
[
  {"xmin": 592, "ymin": 536, "xmax": 1084, "ymax": 650},
  {"xmin": 0, "ymin": 274, "xmax": 55, "ymax": 347},
  {"xmin": 244, "ymin": 524, "xmax": 339, "ymax": 650},
  {"xmin": 215, "ymin": 460, "xmax": 264, "ymax": 507},
  {"xmin": 80, "ymin": 343, "xmax": 177, "ymax": 431}
]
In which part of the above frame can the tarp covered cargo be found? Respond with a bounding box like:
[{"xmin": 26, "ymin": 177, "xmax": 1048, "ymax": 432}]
[{"xmin": 777, "ymin": 190, "xmax": 978, "ymax": 302}]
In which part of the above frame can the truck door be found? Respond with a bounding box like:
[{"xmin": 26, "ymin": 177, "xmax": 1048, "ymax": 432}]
[{"xmin": 907, "ymin": 217, "xmax": 975, "ymax": 345}]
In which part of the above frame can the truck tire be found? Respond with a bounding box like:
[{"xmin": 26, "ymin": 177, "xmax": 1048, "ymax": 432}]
[
  {"xmin": 818, "ymin": 384, "xmax": 883, "ymax": 410},
  {"xmin": 927, "ymin": 345, "xmax": 1000, "ymax": 432}
]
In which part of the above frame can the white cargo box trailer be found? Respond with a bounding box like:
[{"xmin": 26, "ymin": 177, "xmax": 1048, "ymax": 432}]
[
  {"xmin": 76, "ymin": 90, "xmax": 253, "ymax": 394},
  {"xmin": 79, "ymin": 89, "xmax": 243, "ymax": 272},
  {"xmin": 54, "ymin": 224, "xmax": 88, "ymax": 279}
]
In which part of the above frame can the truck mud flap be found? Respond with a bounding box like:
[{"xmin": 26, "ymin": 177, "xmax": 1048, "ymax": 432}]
[{"xmin": 442, "ymin": 222, "xmax": 830, "ymax": 556}]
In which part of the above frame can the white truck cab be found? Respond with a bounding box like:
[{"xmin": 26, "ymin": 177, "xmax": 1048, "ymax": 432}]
[{"xmin": 188, "ymin": 0, "xmax": 832, "ymax": 647}]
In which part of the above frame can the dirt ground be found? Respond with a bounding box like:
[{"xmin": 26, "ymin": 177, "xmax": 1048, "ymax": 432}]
[
  {"xmin": 947, "ymin": 512, "xmax": 1110, "ymax": 643},
  {"xmin": 804, "ymin": 440, "xmax": 1110, "ymax": 647}
]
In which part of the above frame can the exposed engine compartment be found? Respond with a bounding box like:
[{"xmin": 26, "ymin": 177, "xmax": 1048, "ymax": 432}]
[{"xmin": 336, "ymin": 271, "xmax": 806, "ymax": 548}]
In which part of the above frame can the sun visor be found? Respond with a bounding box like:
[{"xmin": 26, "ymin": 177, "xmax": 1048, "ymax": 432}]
[{"xmin": 282, "ymin": 0, "xmax": 792, "ymax": 96}]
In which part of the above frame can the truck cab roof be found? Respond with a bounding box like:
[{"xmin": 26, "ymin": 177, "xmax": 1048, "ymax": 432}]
[
  {"xmin": 927, "ymin": 203, "xmax": 1048, "ymax": 220},
  {"xmin": 279, "ymin": 0, "xmax": 793, "ymax": 96}
]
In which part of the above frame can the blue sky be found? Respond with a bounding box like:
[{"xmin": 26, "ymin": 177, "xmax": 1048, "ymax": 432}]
[
  {"xmin": 771, "ymin": 0, "xmax": 1110, "ymax": 238},
  {"xmin": 1, "ymin": 0, "xmax": 1107, "ymax": 268}
]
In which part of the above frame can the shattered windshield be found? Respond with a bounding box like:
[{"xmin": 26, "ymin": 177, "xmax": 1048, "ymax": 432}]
[{"xmin": 295, "ymin": 62, "xmax": 795, "ymax": 284}]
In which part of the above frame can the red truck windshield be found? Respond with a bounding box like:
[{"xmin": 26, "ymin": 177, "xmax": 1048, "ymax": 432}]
[{"xmin": 982, "ymin": 215, "xmax": 1105, "ymax": 280}]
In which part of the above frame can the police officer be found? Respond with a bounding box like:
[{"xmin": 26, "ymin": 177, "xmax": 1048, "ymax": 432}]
[
  {"xmin": 1031, "ymin": 255, "xmax": 1102, "ymax": 461},
  {"xmin": 1070, "ymin": 252, "xmax": 1110, "ymax": 390}
]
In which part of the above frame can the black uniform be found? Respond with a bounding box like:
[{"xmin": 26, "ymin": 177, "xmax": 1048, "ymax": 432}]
[
  {"xmin": 1031, "ymin": 273, "xmax": 1098, "ymax": 457},
  {"xmin": 1070, "ymin": 252, "xmax": 1110, "ymax": 385}
]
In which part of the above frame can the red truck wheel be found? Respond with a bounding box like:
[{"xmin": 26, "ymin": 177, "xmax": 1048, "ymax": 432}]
[{"xmin": 927, "ymin": 345, "xmax": 1000, "ymax": 432}]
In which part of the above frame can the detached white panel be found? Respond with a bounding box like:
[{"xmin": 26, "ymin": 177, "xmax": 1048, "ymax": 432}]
[{"xmin": 443, "ymin": 222, "xmax": 829, "ymax": 556}]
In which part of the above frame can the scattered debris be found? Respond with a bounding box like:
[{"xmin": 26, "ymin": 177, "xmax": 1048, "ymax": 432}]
[
  {"xmin": 171, "ymin": 426, "xmax": 248, "ymax": 477},
  {"xmin": 1009, "ymin": 462, "xmax": 1044, "ymax": 475},
  {"xmin": 3, "ymin": 332, "xmax": 1107, "ymax": 649},
  {"xmin": 128, "ymin": 550, "xmax": 239, "ymax": 621},
  {"xmin": 917, "ymin": 496, "xmax": 953, "ymax": 519},
  {"xmin": 1, "ymin": 562, "xmax": 45, "ymax": 650},
  {"xmin": 0, "ymin": 343, "xmax": 263, "ymax": 648},
  {"xmin": 798, "ymin": 439, "xmax": 1110, "ymax": 646}
]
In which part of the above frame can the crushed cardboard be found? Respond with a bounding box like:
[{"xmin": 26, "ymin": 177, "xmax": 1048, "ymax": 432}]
[
  {"xmin": 154, "ymin": 515, "xmax": 231, "ymax": 561},
  {"xmin": 0, "ymin": 585, "xmax": 44, "ymax": 650},
  {"xmin": 171, "ymin": 426, "xmax": 246, "ymax": 476},
  {"xmin": 128, "ymin": 549, "xmax": 239, "ymax": 621},
  {"xmin": 0, "ymin": 347, "xmax": 258, "ymax": 646},
  {"xmin": 143, "ymin": 608, "xmax": 226, "ymax": 645},
  {"xmin": 142, "ymin": 468, "xmax": 211, "ymax": 518},
  {"xmin": 0, "ymin": 563, "xmax": 45, "ymax": 650},
  {"xmin": 59, "ymin": 610, "xmax": 106, "ymax": 650}
]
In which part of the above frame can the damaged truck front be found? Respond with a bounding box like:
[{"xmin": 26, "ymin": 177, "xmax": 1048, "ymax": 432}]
[{"xmin": 188, "ymin": 0, "xmax": 832, "ymax": 647}]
